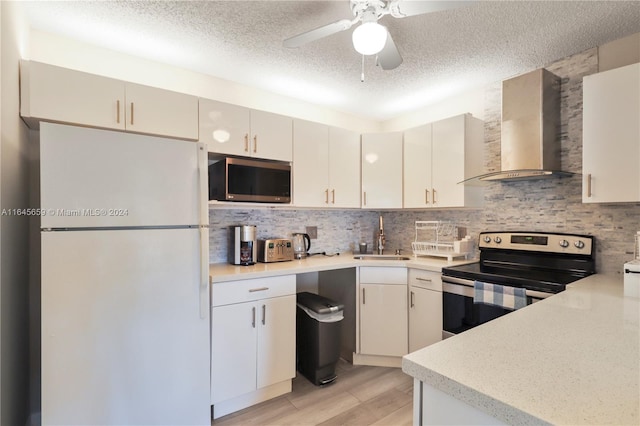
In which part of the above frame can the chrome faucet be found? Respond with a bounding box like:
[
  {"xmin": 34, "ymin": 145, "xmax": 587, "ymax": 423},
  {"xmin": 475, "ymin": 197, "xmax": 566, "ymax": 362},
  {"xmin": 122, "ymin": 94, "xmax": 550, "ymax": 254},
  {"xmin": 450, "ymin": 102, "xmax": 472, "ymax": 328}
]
[{"xmin": 377, "ymin": 215, "xmax": 385, "ymax": 255}]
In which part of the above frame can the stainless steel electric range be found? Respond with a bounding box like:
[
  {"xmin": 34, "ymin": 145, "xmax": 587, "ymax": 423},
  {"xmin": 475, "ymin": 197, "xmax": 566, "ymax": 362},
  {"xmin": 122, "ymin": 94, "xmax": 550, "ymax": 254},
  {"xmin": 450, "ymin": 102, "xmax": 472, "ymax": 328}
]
[{"xmin": 441, "ymin": 231, "xmax": 595, "ymax": 337}]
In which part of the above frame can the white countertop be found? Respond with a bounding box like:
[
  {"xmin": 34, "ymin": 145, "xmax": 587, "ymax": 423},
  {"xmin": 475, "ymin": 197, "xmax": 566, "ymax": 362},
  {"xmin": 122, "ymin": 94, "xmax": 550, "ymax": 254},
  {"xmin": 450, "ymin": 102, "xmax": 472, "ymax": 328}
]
[
  {"xmin": 209, "ymin": 254, "xmax": 476, "ymax": 283},
  {"xmin": 402, "ymin": 274, "xmax": 640, "ymax": 425}
]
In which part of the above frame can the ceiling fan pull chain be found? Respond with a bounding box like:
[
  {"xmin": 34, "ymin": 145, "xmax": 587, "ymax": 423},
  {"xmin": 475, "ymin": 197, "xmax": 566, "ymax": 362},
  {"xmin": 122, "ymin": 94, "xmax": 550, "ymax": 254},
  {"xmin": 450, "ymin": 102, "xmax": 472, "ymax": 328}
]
[{"xmin": 361, "ymin": 54, "xmax": 365, "ymax": 82}]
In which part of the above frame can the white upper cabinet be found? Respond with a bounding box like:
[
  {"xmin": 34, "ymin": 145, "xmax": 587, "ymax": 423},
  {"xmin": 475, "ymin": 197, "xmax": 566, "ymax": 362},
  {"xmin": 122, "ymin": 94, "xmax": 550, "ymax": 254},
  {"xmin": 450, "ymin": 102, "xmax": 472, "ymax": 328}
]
[
  {"xmin": 583, "ymin": 63, "xmax": 640, "ymax": 203},
  {"xmin": 20, "ymin": 60, "xmax": 199, "ymax": 140},
  {"xmin": 362, "ymin": 132, "xmax": 403, "ymax": 208},
  {"xmin": 200, "ymin": 99, "xmax": 292, "ymax": 162},
  {"xmin": 328, "ymin": 127, "xmax": 361, "ymax": 208},
  {"xmin": 404, "ymin": 114, "xmax": 484, "ymax": 208},
  {"xmin": 293, "ymin": 120, "xmax": 360, "ymax": 208}
]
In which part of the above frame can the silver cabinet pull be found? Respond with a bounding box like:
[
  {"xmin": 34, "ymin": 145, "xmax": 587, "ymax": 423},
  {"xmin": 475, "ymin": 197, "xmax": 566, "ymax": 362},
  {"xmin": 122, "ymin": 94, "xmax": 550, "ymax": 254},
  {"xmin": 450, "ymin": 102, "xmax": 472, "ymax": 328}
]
[
  {"xmin": 252, "ymin": 306, "xmax": 256, "ymax": 328},
  {"xmin": 425, "ymin": 189, "xmax": 430, "ymax": 204},
  {"xmin": 410, "ymin": 291, "xmax": 415, "ymax": 308},
  {"xmin": 262, "ymin": 305, "xmax": 266, "ymax": 325},
  {"xmin": 362, "ymin": 288, "xmax": 366, "ymax": 304},
  {"xmin": 587, "ymin": 173, "xmax": 592, "ymax": 198},
  {"xmin": 433, "ymin": 188, "xmax": 437, "ymax": 204},
  {"xmin": 325, "ymin": 189, "xmax": 329, "ymax": 204},
  {"xmin": 416, "ymin": 277, "xmax": 432, "ymax": 283},
  {"xmin": 130, "ymin": 102, "xmax": 134, "ymax": 125},
  {"xmin": 249, "ymin": 287, "xmax": 269, "ymax": 292},
  {"xmin": 363, "ymin": 192, "xmax": 367, "ymax": 206},
  {"xmin": 331, "ymin": 189, "xmax": 335, "ymax": 204},
  {"xmin": 253, "ymin": 135, "xmax": 257, "ymax": 153},
  {"xmin": 244, "ymin": 134, "xmax": 249, "ymax": 152},
  {"xmin": 116, "ymin": 100, "xmax": 120, "ymax": 123}
]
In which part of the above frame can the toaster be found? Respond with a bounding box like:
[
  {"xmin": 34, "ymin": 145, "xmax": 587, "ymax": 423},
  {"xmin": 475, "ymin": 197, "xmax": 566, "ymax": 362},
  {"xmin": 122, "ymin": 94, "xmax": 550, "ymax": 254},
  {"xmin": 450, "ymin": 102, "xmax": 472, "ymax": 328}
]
[{"xmin": 257, "ymin": 239, "xmax": 294, "ymax": 263}]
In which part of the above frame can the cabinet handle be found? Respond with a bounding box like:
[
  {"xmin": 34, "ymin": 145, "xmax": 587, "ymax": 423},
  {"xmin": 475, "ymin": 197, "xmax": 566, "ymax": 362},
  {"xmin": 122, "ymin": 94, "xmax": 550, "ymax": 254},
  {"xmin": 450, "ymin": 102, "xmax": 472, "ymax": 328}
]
[
  {"xmin": 425, "ymin": 189, "xmax": 430, "ymax": 204},
  {"xmin": 586, "ymin": 173, "xmax": 592, "ymax": 198},
  {"xmin": 416, "ymin": 277, "xmax": 432, "ymax": 283},
  {"xmin": 252, "ymin": 306, "xmax": 256, "ymax": 328},
  {"xmin": 331, "ymin": 189, "xmax": 335, "ymax": 204},
  {"xmin": 325, "ymin": 189, "xmax": 329, "ymax": 204},
  {"xmin": 130, "ymin": 102, "xmax": 134, "ymax": 125},
  {"xmin": 244, "ymin": 134, "xmax": 249, "ymax": 152},
  {"xmin": 410, "ymin": 291, "xmax": 415, "ymax": 308},
  {"xmin": 262, "ymin": 305, "xmax": 266, "ymax": 325},
  {"xmin": 363, "ymin": 192, "xmax": 367, "ymax": 206},
  {"xmin": 432, "ymin": 188, "xmax": 437, "ymax": 204},
  {"xmin": 362, "ymin": 288, "xmax": 366, "ymax": 304},
  {"xmin": 249, "ymin": 287, "xmax": 269, "ymax": 292},
  {"xmin": 253, "ymin": 135, "xmax": 257, "ymax": 153},
  {"xmin": 116, "ymin": 100, "xmax": 120, "ymax": 124}
]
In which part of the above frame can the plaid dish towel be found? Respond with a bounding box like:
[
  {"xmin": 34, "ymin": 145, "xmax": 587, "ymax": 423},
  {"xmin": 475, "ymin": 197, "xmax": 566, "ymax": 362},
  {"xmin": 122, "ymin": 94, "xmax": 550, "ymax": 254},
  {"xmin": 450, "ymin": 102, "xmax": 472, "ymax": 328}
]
[{"xmin": 473, "ymin": 281, "xmax": 527, "ymax": 310}]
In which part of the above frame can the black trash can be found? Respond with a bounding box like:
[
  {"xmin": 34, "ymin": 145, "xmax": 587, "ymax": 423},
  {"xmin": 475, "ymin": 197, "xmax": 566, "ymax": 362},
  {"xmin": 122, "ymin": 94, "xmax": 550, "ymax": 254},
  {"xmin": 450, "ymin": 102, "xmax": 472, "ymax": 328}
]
[{"xmin": 296, "ymin": 292, "xmax": 344, "ymax": 386}]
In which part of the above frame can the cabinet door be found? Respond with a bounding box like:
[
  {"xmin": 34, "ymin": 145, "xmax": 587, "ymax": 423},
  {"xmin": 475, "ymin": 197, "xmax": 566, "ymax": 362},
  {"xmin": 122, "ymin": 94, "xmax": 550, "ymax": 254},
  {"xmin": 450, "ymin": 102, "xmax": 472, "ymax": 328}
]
[
  {"xmin": 329, "ymin": 127, "xmax": 361, "ymax": 208},
  {"xmin": 211, "ymin": 302, "xmax": 257, "ymax": 404},
  {"xmin": 403, "ymin": 124, "xmax": 432, "ymax": 208},
  {"xmin": 360, "ymin": 283, "xmax": 408, "ymax": 356},
  {"xmin": 409, "ymin": 286, "xmax": 443, "ymax": 352},
  {"xmin": 583, "ymin": 63, "xmax": 640, "ymax": 203},
  {"xmin": 361, "ymin": 133, "xmax": 403, "ymax": 208},
  {"xmin": 125, "ymin": 83, "xmax": 199, "ymax": 140},
  {"xmin": 250, "ymin": 110, "xmax": 293, "ymax": 162},
  {"xmin": 199, "ymin": 99, "xmax": 252, "ymax": 156},
  {"xmin": 257, "ymin": 295, "xmax": 296, "ymax": 389},
  {"xmin": 431, "ymin": 115, "xmax": 466, "ymax": 207},
  {"xmin": 293, "ymin": 120, "xmax": 330, "ymax": 207},
  {"xmin": 21, "ymin": 60, "xmax": 125, "ymax": 131}
]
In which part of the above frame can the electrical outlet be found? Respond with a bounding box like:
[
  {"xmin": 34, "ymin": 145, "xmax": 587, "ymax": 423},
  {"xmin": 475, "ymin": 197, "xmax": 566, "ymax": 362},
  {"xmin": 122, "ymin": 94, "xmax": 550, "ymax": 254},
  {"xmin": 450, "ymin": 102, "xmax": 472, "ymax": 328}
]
[{"xmin": 306, "ymin": 226, "xmax": 318, "ymax": 239}]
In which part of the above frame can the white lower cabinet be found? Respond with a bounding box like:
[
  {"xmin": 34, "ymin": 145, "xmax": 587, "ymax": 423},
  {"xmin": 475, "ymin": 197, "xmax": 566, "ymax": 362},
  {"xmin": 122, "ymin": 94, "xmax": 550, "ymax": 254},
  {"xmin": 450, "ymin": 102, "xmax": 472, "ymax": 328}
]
[
  {"xmin": 408, "ymin": 269, "xmax": 443, "ymax": 353},
  {"xmin": 359, "ymin": 267, "xmax": 408, "ymax": 357},
  {"xmin": 210, "ymin": 276, "xmax": 296, "ymax": 418}
]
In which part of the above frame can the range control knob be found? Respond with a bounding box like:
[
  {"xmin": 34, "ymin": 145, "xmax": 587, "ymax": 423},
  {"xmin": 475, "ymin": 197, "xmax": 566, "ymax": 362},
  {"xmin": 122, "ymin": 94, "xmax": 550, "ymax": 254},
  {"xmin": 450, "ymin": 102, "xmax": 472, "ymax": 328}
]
[
  {"xmin": 559, "ymin": 239, "xmax": 569, "ymax": 248},
  {"xmin": 574, "ymin": 240, "xmax": 585, "ymax": 249},
  {"xmin": 483, "ymin": 236, "xmax": 492, "ymax": 243},
  {"xmin": 494, "ymin": 236, "xmax": 502, "ymax": 244}
]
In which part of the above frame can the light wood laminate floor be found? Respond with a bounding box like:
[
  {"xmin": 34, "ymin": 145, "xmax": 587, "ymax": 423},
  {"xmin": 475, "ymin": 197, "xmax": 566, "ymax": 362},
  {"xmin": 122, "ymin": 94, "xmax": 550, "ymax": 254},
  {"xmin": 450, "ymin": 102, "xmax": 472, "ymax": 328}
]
[{"xmin": 212, "ymin": 360, "xmax": 414, "ymax": 426}]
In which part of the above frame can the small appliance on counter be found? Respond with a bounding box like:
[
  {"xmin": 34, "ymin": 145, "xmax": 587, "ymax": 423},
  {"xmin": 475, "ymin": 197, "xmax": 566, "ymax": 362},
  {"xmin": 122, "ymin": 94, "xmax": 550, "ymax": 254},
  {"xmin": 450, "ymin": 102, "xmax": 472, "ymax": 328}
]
[
  {"xmin": 228, "ymin": 225, "xmax": 257, "ymax": 265},
  {"xmin": 257, "ymin": 238, "xmax": 294, "ymax": 263},
  {"xmin": 292, "ymin": 233, "xmax": 311, "ymax": 259}
]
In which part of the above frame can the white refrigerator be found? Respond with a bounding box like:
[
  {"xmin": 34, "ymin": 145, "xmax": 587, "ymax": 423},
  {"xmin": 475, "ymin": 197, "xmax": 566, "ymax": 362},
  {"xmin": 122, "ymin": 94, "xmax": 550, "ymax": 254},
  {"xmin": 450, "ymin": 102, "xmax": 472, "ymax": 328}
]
[{"xmin": 40, "ymin": 123, "xmax": 210, "ymax": 425}]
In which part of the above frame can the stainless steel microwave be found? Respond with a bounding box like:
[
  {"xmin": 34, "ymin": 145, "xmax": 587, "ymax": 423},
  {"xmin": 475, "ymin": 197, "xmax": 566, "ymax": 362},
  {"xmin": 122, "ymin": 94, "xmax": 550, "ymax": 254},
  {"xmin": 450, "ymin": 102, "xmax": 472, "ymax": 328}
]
[{"xmin": 208, "ymin": 157, "xmax": 291, "ymax": 203}]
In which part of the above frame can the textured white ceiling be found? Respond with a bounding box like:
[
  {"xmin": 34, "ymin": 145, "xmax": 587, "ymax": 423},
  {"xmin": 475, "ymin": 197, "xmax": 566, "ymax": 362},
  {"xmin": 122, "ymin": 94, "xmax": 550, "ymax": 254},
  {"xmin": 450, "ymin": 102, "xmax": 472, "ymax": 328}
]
[{"xmin": 21, "ymin": 1, "xmax": 640, "ymax": 120}]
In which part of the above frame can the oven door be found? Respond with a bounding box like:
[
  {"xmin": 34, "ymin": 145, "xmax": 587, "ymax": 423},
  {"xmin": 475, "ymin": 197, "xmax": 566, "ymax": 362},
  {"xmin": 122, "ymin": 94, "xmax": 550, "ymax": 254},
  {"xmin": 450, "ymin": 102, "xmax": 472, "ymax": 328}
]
[{"xmin": 442, "ymin": 276, "xmax": 550, "ymax": 338}]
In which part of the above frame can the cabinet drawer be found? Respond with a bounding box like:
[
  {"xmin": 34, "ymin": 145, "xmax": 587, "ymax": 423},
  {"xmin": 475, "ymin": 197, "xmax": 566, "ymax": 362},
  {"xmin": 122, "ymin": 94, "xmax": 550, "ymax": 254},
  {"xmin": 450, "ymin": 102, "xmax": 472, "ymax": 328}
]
[
  {"xmin": 360, "ymin": 267, "xmax": 407, "ymax": 284},
  {"xmin": 212, "ymin": 275, "xmax": 296, "ymax": 306},
  {"xmin": 408, "ymin": 269, "xmax": 442, "ymax": 291}
]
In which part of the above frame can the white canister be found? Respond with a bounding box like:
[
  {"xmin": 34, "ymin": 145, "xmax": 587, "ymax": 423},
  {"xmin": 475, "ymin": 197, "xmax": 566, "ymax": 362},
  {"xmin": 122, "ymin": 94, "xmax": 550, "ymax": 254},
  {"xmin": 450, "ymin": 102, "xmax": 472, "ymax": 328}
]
[{"xmin": 624, "ymin": 260, "xmax": 640, "ymax": 298}]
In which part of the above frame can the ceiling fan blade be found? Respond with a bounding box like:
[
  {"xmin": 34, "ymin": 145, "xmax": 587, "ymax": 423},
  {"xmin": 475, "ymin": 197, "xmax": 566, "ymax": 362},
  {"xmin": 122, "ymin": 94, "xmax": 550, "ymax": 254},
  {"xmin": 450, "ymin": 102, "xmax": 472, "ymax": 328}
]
[
  {"xmin": 283, "ymin": 19, "xmax": 354, "ymax": 48},
  {"xmin": 377, "ymin": 30, "xmax": 403, "ymax": 70},
  {"xmin": 389, "ymin": 0, "xmax": 475, "ymax": 18}
]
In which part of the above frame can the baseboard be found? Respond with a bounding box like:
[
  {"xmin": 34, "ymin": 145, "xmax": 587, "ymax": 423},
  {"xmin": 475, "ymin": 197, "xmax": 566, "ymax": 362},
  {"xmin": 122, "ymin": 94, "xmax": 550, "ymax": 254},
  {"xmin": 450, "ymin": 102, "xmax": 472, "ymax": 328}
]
[
  {"xmin": 352, "ymin": 353, "xmax": 403, "ymax": 367},
  {"xmin": 212, "ymin": 380, "xmax": 291, "ymax": 420}
]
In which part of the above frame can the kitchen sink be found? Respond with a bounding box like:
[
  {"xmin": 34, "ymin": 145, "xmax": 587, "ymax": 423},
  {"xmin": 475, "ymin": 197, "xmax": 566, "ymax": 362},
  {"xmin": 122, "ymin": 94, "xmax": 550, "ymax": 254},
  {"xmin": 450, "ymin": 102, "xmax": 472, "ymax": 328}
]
[{"xmin": 353, "ymin": 255, "xmax": 411, "ymax": 261}]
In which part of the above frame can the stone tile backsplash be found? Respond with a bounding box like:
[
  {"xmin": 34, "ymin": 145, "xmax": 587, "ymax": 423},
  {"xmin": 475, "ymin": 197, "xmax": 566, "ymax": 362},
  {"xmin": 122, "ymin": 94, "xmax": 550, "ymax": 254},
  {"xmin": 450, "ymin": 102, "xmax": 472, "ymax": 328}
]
[{"xmin": 209, "ymin": 46, "xmax": 640, "ymax": 275}]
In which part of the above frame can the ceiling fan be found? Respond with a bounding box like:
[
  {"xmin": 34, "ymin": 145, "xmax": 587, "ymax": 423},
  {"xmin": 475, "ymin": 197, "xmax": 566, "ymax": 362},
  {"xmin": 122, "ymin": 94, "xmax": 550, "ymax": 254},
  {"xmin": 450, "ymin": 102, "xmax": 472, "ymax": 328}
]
[{"xmin": 283, "ymin": 0, "xmax": 474, "ymax": 70}]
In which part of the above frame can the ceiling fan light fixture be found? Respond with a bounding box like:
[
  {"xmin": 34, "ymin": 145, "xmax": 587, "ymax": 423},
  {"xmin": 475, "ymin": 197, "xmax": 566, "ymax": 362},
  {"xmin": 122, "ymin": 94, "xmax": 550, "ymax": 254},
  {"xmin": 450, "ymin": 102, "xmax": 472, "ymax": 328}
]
[{"xmin": 352, "ymin": 21, "xmax": 387, "ymax": 55}]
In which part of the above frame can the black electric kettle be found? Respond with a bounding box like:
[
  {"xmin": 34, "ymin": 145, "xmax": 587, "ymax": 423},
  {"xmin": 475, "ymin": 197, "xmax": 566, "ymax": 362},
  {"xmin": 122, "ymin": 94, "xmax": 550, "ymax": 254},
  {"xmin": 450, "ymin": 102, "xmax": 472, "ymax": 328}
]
[{"xmin": 292, "ymin": 233, "xmax": 311, "ymax": 259}]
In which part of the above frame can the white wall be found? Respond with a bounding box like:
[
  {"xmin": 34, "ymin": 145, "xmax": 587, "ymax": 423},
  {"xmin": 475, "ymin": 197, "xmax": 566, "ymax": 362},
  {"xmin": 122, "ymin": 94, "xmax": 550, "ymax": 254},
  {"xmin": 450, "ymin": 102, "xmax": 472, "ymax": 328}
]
[
  {"xmin": 380, "ymin": 86, "xmax": 485, "ymax": 132},
  {"xmin": 27, "ymin": 30, "xmax": 382, "ymax": 134},
  {"xmin": 1, "ymin": 1, "xmax": 31, "ymax": 425}
]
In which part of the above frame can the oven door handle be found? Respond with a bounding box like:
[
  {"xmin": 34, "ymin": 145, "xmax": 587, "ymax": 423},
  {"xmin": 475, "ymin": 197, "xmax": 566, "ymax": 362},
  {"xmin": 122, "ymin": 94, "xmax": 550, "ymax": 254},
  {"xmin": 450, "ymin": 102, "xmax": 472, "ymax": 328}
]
[{"xmin": 442, "ymin": 276, "xmax": 551, "ymax": 300}]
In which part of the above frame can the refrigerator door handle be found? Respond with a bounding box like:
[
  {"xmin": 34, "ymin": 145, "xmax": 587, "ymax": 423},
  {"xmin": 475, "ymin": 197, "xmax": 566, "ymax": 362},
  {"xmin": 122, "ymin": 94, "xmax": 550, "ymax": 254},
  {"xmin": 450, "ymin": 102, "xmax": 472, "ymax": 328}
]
[
  {"xmin": 197, "ymin": 143, "xmax": 208, "ymax": 227},
  {"xmin": 199, "ymin": 226, "xmax": 209, "ymax": 319}
]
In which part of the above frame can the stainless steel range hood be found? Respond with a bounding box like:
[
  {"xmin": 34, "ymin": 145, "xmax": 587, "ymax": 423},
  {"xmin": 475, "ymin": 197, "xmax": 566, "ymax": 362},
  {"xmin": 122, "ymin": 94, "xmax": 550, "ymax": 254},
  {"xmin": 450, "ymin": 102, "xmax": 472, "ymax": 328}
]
[{"xmin": 464, "ymin": 68, "xmax": 576, "ymax": 183}]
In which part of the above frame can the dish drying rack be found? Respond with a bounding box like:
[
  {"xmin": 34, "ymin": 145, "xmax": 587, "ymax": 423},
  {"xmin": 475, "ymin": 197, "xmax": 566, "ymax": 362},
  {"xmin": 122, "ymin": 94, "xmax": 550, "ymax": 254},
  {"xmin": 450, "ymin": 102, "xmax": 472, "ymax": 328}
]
[{"xmin": 411, "ymin": 221, "xmax": 472, "ymax": 261}]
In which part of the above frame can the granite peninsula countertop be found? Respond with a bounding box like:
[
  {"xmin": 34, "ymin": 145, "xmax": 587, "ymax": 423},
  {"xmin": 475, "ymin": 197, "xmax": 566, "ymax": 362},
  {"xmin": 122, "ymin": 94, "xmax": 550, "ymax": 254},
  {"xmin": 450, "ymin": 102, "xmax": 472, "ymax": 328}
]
[
  {"xmin": 402, "ymin": 274, "xmax": 640, "ymax": 425},
  {"xmin": 209, "ymin": 254, "xmax": 476, "ymax": 283}
]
